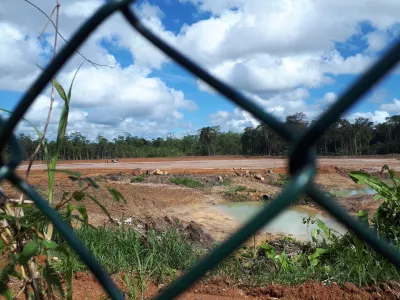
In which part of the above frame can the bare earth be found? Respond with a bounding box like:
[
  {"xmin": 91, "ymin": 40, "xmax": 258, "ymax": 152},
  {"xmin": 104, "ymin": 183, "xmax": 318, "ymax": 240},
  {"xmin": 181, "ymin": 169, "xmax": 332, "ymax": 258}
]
[
  {"xmin": 19, "ymin": 157, "xmax": 400, "ymax": 172},
  {"xmin": 7, "ymin": 156, "xmax": 400, "ymax": 299}
]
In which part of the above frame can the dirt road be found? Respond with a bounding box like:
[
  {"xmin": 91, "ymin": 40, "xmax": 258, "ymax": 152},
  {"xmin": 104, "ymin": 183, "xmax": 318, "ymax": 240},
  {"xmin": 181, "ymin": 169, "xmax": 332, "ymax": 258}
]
[{"xmin": 18, "ymin": 157, "xmax": 400, "ymax": 172}]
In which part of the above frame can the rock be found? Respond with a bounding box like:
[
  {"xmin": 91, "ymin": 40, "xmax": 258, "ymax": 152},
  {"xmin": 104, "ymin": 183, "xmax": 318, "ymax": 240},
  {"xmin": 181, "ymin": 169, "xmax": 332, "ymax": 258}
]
[
  {"xmin": 267, "ymin": 169, "xmax": 273, "ymax": 174},
  {"xmin": 132, "ymin": 168, "xmax": 142, "ymax": 176},
  {"xmin": 185, "ymin": 221, "xmax": 213, "ymax": 247},
  {"xmin": 164, "ymin": 171, "xmax": 169, "ymax": 175},
  {"xmin": 218, "ymin": 176, "xmax": 224, "ymax": 182},
  {"xmin": 123, "ymin": 217, "xmax": 133, "ymax": 225},
  {"xmin": 153, "ymin": 169, "xmax": 163, "ymax": 175},
  {"xmin": 245, "ymin": 170, "xmax": 250, "ymax": 177},
  {"xmin": 254, "ymin": 174, "xmax": 265, "ymax": 181},
  {"xmin": 235, "ymin": 172, "xmax": 241, "ymax": 176},
  {"xmin": 262, "ymin": 194, "xmax": 270, "ymax": 201},
  {"xmin": 146, "ymin": 169, "xmax": 153, "ymax": 175}
]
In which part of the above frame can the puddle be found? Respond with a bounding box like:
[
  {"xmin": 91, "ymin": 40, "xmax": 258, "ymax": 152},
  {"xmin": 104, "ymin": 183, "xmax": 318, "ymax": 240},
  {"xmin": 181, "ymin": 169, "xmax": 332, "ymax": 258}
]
[
  {"xmin": 216, "ymin": 202, "xmax": 347, "ymax": 241},
  {"xmin": 330, "ymin": 187, "xmax": 376, "ymax": 197}
]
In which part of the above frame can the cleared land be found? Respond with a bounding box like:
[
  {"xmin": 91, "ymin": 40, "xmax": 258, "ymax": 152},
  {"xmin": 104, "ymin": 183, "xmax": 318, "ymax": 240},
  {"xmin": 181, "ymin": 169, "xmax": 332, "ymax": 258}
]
[
  {"xmin": 6, "ymin": 156, "xmax": 400, "ymax": 299},
  {"xmin": 19, "ymin": 156, "xmax": 400, "ymax": 172}
]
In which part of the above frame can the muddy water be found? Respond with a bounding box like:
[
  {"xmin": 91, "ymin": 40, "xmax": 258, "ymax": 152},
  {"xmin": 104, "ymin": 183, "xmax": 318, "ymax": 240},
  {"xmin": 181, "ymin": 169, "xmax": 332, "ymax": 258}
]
[{"xmin": 216, "ymin": 202, "xmax": 347, "ymax": 241}]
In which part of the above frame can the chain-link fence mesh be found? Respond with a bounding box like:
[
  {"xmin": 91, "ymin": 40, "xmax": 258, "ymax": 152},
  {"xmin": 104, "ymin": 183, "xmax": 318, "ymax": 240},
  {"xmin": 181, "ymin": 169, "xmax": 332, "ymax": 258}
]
[{"xmin": 0, "ymin": 1, "xmax": 399, "ymax": 299}]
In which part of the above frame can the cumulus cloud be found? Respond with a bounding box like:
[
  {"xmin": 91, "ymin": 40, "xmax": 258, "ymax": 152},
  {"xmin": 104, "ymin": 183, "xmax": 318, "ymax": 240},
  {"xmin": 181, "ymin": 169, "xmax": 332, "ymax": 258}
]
[
  {"xmin": 210, "ymin": 108, "xmax": 259, "ymax": 132},
  {"xmin": 1, "ymin": 0, "xmax": 400, "ymax": 139},
  {"xmin": 209, "ymin": 88, "xmax": 323, "ymax": 131},
  {"xmin": 349, "ymin": 110, "xmax": 390, "ymax": 124},
  {"xmin": 380, "ymin": 98, "xmax": 400, "ymax": 113}
]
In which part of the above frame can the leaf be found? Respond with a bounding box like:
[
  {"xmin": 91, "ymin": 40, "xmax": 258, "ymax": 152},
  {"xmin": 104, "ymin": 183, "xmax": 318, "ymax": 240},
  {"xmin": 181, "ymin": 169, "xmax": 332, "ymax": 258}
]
[
  {"xmin": 308, "ymin": 248, "xmax": 327, "ymax": 267},
  {"xmin": 357, "ymin": 209, "xmax": 369, "ymax": 225},
  {"xmin": 107, "ymin": 187, "xmax": 126, "ymax": 203},
  {"xmin": 75, "ymin": 205, "xmax": 88, "ymax": 223},
  {"xmin": 0, "ymin": 256, "xmax": 17, "ymax": 295},
  {"xmin": 19, "ymin": 241, "xmax": 38, "ymax": 265},
  {"xmin": 41, "ymin": 240, "xmax": 59, "ymax": 250},
  {"xmin": 54, "ymin": 79, "xmax": 67, "ymax": 101},
  {"xmin": 72, "ymin": 191, "xmax": 85, "ymax": 201},
  {"xmin": 373, "ymin": 194, "xmax": 383, "ymax": 200},
  {"xmin": 311, "ymin": 228, "xmax": 319, "ymax": 243},
  {"xmin": 43, "ymin": 265, "xmax": 65, "ymax": 298},
  {"xmin": 67, "ymin": 203, "xmax": 74, "ymax": 218},
  {"xmin": 68, "ymin": 175, "xmax": 80, "ymax": 182},
  {"xmin": 4, "ymin": 289, "xmax": 12, "ymax": 300},
  {"xmin": 66, "ymin": 257, "xmax": 73, "ymax": 300},
  {"xmin": 67, "ymin": 61, "xmax": 84, "ymax": 100},
  {"xmin": 259, "ymin": 243, "xmax": 276, "ymax": 259},
  {"xmin": 349, "ymin": 171, "xmax": 393, "ymax": 198},
  {"xmin": 315, "ymin": 219, "xmax": 330, "ymax": 237},
  {"xmin": 309, "ymin": 248, "xmax": 327, "ymax": 260},
  {"xmin": 47, "ymin": 169, "xmax": 82, "ymax": 178},
  {"xmin": 87, "ymin": 195, "xmax": 113, "ymax": 223},
  {"xmin": 83, "ymin": 177, "xmax": 99, "ymax": 189}
]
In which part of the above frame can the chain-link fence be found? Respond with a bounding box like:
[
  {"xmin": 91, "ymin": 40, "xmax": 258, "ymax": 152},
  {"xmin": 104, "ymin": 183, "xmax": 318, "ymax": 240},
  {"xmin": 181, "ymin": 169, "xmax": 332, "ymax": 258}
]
[{"xmin": 1, "ymin": 1, "xmax": 399, "ymax": 299}]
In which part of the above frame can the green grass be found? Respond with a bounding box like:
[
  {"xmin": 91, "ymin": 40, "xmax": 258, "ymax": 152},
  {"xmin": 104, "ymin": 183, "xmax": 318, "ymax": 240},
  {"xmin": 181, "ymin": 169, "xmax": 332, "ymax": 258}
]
[
  {"xmin": 170, "ymin": 177, "xmax": 204, "ymax": 188},
  {"xmin": 48, "ymin": 224, "xmax": 400, "ymax": 290},
  {"xmin": 53, "ymin": 226, "xmax": 201, "ymax": 282},
  {"xmin": 219, "ymin": 178, "xmax": 233, "ymax": 186},
  {"xmin": 224, "ymin": 185, "xmax": 257, "ymax": 202},
  {"xmin": 131, "ymin": 174, "xmax": 146, "ymax": 182},
  {"xmin": 211, "ymin": 235, "xmax": 400, "ymax": 287},
  {"xmin": 278, "ymin": 174, "xmax": 289, "ymax": 185}
]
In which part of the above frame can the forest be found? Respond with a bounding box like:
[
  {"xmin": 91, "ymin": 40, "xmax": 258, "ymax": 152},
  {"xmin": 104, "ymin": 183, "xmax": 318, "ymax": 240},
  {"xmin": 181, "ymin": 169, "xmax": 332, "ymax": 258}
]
[{"xmin": 8, "ymin": 113, "xmax": 400, "ymax": 160}]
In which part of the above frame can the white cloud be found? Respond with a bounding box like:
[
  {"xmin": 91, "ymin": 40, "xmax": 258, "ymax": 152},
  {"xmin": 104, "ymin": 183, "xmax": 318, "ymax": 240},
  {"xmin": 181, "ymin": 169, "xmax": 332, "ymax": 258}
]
[
  {"xmin": 380, "ymin": 98, "xmax": 400, "ymax": 112},
  {"xmin": 171, "ymin": 0, "xmax": 400, "ymax": 95},
  {"xmin": 210, "ymin": 108, "xmax": 259, "ymax": 132},
  {"xmin": 365, "ymin": 31, "xmax": 389, "ymax": 53},
  {"xmin": 1, "ymin": 0, "xmax": 400, "ymax": 139},
  {"xmin": 322, "ymin": 92, "xmax": 338, "ymax": 105},
  {"xmin": 209, "ymin": 88, "xmax": 321, "ymax": 131},
  {"xmin": 349, "ymin": 110, "xmax": 390, "ymax": 124}
]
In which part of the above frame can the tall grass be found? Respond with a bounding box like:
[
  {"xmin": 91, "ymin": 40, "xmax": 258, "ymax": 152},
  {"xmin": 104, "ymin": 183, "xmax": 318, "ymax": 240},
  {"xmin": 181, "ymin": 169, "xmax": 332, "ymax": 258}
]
[{"xmin": 54, "ymin": 226, "xmax": 201, "ymax": 282}]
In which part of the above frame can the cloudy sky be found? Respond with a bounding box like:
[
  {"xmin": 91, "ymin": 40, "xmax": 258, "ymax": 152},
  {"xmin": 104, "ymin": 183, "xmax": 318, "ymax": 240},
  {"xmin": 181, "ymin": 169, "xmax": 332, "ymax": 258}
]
[{"xmin": 1, "ymin": 0, "xmax": 399, "ymax": 140}]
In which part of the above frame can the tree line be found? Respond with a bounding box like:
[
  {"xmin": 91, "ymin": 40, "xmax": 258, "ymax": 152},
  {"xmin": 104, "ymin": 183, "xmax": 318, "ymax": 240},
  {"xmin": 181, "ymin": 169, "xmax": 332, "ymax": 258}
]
[{"xmin": 5, "ymin": 113, "xmax": 400, "ymax": 161}]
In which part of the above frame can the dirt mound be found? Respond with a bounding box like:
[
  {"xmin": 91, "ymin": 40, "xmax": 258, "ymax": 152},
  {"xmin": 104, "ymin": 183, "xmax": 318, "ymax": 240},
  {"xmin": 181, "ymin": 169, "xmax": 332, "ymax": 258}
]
[{"xmin": 109, "ymin": 215, "xmax": 215, "ymax": 248}]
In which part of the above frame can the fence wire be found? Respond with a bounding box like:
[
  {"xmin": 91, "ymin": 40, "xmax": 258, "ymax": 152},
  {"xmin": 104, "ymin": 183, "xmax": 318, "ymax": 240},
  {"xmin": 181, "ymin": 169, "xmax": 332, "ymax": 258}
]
[{"xmin": 0, "ymin": 0, "xmax": 399, "ymax": 299}]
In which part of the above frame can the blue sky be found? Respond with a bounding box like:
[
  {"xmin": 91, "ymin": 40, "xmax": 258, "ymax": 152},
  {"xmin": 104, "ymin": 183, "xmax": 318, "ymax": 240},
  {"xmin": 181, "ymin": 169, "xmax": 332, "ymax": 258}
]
[{"xmin": 0, "ymin": 0, "xmax": 399, "ymax": 140}]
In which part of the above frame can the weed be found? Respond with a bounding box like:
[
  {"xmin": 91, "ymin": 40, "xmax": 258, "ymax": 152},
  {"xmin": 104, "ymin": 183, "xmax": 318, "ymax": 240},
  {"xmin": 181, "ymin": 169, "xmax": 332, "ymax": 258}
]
[
  {"xmin": 350, "ymin": 164, "xmax": 400, "ymax": 241},
  {"xmin": 131, "ymin": 174, "xmax": 147, "ymax": 183},
  {"xmin": 219, "ymin": 178, "xmax": 233, "ymax": 186},
  {"xmin": 170, "ymin": 177, "xmax": 204, "ymax": 188},
  {"xmin": 54, "ymin": 226, "xmax": 201, "ymax": 283},
  {"xmin": 224, "ymin": 185, "xmax": 257, "ymax": 202},
  {"xmin": 278, "ymin": 174, "xmax": 289, "ymax": 185}
]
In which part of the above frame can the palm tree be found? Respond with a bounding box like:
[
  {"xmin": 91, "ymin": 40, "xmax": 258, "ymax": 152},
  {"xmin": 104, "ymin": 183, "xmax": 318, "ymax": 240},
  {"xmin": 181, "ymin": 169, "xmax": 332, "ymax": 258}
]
[{"xmin": 198, "ymin": 126, "xmax": 220, "ymax": 156}]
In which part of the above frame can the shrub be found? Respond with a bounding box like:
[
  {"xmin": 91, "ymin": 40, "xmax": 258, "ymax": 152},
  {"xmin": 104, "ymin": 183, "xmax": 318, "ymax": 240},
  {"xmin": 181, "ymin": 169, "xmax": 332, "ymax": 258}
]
[{"xmin": 170, "ymin": 177, "xmax": 204, "ymax": 188}]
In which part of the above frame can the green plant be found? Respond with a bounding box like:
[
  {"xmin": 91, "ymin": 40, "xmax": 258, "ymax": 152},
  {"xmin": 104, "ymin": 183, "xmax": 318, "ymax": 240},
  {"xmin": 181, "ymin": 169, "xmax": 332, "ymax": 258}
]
[
  {"xmin": 278, "ymin": 174, "xmax": 290, "ymax": 185},
  {"xmin": 223, "ymin": 185, "xmax": 258, "ymax": 202},
  {"xmin": 170, "ymin": 177, "xmax": 204, "ymax": 188},
  {"xmin": 0, "ymin": 74, "xmax": 127, "ymax": 298},
  {"xmin": 131, "ymin": 174, "xmax": 146, "ymax": 183},
  {"xmin": 349, "ymin": 164, "xmax": 400, "ymax": 241},
  {"xmin": 219, "ymin": 178, "xmax": 233, "ymax": 186}
]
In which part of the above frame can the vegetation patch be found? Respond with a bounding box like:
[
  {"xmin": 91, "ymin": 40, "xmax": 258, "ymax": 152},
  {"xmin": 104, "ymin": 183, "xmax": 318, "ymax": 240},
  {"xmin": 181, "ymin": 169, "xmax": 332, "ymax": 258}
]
[
  {"xmin": 224, "ymin": 185, "xmax": 258, "ymax": 202},
  {"xmin": 170, "ymin": 177, "xmax": 204, "ymax": 188},
  {"xmin": 130, "ymin": 174, "xmax": 147, "ymax": 183},
  {"xmin": 53, "ymin": 226, "xmax": 200, "ymax": 280}
]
